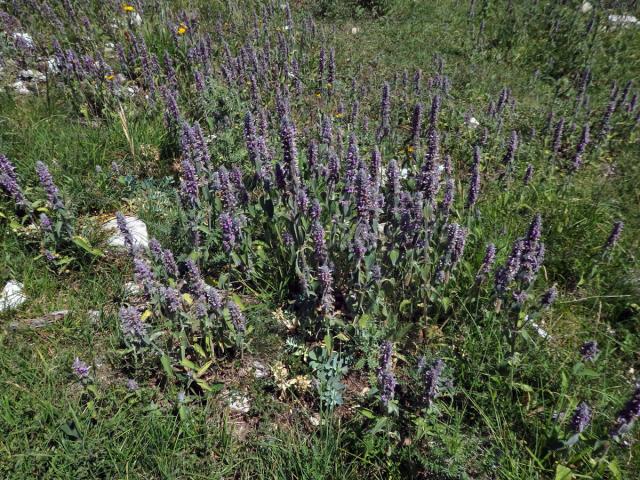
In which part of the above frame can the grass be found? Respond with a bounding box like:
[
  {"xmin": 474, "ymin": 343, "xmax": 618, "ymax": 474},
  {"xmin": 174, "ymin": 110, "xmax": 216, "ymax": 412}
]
[{"xmin": 1, "ymin": 0, "xmax": 639, "ymax": 478}]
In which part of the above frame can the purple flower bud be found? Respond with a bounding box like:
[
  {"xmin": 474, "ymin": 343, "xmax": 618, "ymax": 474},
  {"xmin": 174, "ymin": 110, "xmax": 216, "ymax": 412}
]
[
  {"xmin": 377, "ymin": 341, "xmax": 396, "ymax": 406},
  {"xmin": 180, "ymin": 159, "xmax": 199, "ymax": 207},
  {"xmin": 307, "ymin": 140, "xmax": 318, "ymax": 176},
  {"xmin": 570, "ymin": 402, "xmax": 592, "ymax": 434},
  {"xmin": 429, "ymin": 94, "xmax": 441, "ymax": 126},
  {"xmin": 280, "ymin": 115, "xmax": 300, "ymax": 187},
  {"xmin": 411, "ymin": 102, "xmax": 423, "ymax": 145},
  {"xmin": 610, "ymin": 383, "xmax": 640, "ymax": 439},
  {"xmin": 0, "ymin": 154, "xmax": 27, "ymax": 207},
  {"xmin": 36, "ymin": 161, "xmax": 64, "ymax": 210},
  {"xmin": 440, "ymin": 177, "xmax": 455, "ymax": 215},
  {"xmin": 184, "ymin": 259, "xmax": 206, "ymax": 298},
  {"xmin": 162, "ymin": 249, "xmax": 179, "ymax": 278},
  {"xmin": 119, "ymin": 306, "xmax": 146, "ymax": 339},
  {"xmin": 572, "ymin": 123, "xmax": 590, "ymax": 170},
  {"xmin": 523, "ymin": 163, "xmax": 534, "ymax": 185},
  {"xmin": 116, "ymin": 212, "xmax": 135, "ymax": 255},
  {"xmin": 327, "ymin": 148, "xmax": 340, "ymax": 185},
  {"xmin": 580, "ymin": 340, "xmax": 599, "ymax": 362},
  {"xmin": 603, "ymin": 221, "xmax": 623, "ymax": 252},
  {"xmin": 552, "ymin": 117, "xmax": 565, "ymax": 156},
  {"xmin": 502, "ymin": 130, "xmax": 518, "ymax": 166},
  {"xmin": 476, "ymin": 243, "xmax": 496, "ymax": 284},
  {"xmin": 40, "ymin": 213, "xmax": 53, "ymax": 232},
  {"xmin": 311, "ymin": 221, "xmax": 327, "ymax": 265},
  {"xmin": 134, "ymin": 257, "xmax": 155, "ymax": 296},
  {"xmin": 466, "ymin": 147, "xmax": 481, "ymax": 208},
  {"xmin": 423, "ymin": 358, "xmax": 445, "ymax": 405},
  {"xmin": 72, "ymin": 357, "xmax": 90, "ymax": 380},
  {"xmin": 541, "ymin": 284, "xmax": 558, "ymax": 308},
  {"xmin": 219, "ymin": 212, "xmax": 238, "ymax": 253},
  {"xmin": 321, "ymin": 116, "xmax": 333, "ymax": 145},
  {"xmin": 149, "ymin": 238, "xmax": 163, "ymax": 262},
  {"xmin": 318, "ymin": 264, "xmax": 335, "ymax": 314},
  {"xmin": 495, "ymin": 240, "xmax": 523, "ymax": 294},
  {"xmin": 161, "ymin": 286, "xmax": 180, "ymax": 313},
  {"xmin": 126, "ymin": 379, "xmax": 139, "ymax": 391},
  {"xmin": 227, "ymin": 300, "xmax": 246, "ymax": 332}
]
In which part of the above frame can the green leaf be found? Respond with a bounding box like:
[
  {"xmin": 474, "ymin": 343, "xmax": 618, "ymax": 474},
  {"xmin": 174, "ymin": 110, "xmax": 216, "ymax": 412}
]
[
  {"xmin": 389, "ymin": 249, "xmax": 400, "ymax": 266},
  {"xmin": 180, "ymin": 358, "xmax": 197, "ymax": 370},
  {"xmin": 72, "ymin": 236, "xmax": 103, "ymax": 256},
  {"xmin": 608, "ymin": 459, "xmax": 622, "ymax": 480},
  {"xmin": 160, "ymin": 355, "xmax": 175, "ymax": 378},
  {"xmin": 358, "ymin": 408, "xmax": 376, "ymax": 419},
  {"xmin": 554, "ymin": 464, "xmax": 573, "ymax": 480}
]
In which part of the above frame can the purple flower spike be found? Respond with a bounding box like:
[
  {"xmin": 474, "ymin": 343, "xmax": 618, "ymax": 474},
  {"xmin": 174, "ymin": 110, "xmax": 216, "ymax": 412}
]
[
  {"xmin": 475, "ymin": 243, "xmax": 496, "ymax": 284},
  {"xmin": 180, "ymin": 159, "xmax": 199, "ymax": 207},
  {"xmin": 610, "ymin": 383, "xmax": 640, "ymax": 439},
  {"xmin": 219, "ymin": 212, "xmax": 238, "ymax": 253},
  {"xmin": 377, "ymin": 341, "xmax": 396, "ymax": 406},
  {"xmin": 423, "ymin": 358, "xmax": 445, "ymax": 405},
  {"xmin": 466, "ymin": 146, "xmax": 481, "ymax": 208},
  {"xmin": 570, "ymin": 402, "xmax": 592, "ymax": 434},
  {"xmin": 603, "ymin": 221, "xmax": 623, "ymax": 252},
  {"xmin": 541, "ymin": 284, "xmax": 558, "ymax": 308},
  {"xmin": 115, "ymin": 212, "xmax": 135, "ymax": 255},
  {"xmin": 36, "ymin": 161, "xmax": 64, "ymax": 210},
  {"xmin": 227, "ymin": 300, "xmax": 246, "ymax": 332},
  {"xmin": 0, "ymin": 154, "xmax": 27, "ymax": 207},
  {"xmin": 119, "ymin": 305, "xmax": 146, "ymax": 339}
]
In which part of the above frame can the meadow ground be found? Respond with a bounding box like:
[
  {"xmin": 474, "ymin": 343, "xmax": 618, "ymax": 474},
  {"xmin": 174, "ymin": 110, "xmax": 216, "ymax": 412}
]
[{"xmin": 1, "ymin": 1, "xmax": 639, "ymax": 479}]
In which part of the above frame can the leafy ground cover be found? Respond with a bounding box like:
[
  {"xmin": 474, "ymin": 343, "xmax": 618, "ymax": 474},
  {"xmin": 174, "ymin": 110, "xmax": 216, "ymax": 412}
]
[{"xmin": 1, "ymin": 1, "xmax": 639, "ymax": 478}]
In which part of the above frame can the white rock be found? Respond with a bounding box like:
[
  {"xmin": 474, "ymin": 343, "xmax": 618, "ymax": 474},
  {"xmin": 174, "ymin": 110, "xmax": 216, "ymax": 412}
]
[
  {"xmin": 130, "ymin": 12, "xmax": 142, "ymax": 27},
  {"xmin": 123, "ymin": 282, "xmax": 142, "ymax": 297},
  {"xmin": 103, "ymin": 215, "xmax": 149, "ymax": 251},
  {"xmin": 12, "ymin": 80, "xmax": 30, "ymax": 95},
  {"xmin": 19, "ymin": 69, "xmax": 46, "ymax": 83},
  {"xmin": 608, "ymin": 14, "xmax": 639, "ymax": 26},
  {"xmin": 580, "ymin": 2, "xmax": 592, "ymax": 13},
  {"xmin": 0, "ymin": 281, "xmax": 27, "ymax": 312},
  {"xmin": 228, "ymin": 394, "xmax": 251, "ymax": 413},
  {"xmin": 400, "ymin": 167, "xmax": 409, "ymax": 179},
  {"xmin": 252, "ymin": 360, "xmax": 269, "ymax": 379},
  {"xmin": 47, "ymin": 57, "xmax": 60, "ymax": 74},
  {"xmin": 351, "ymin": 27, "xmax": 360, "ymax": 35},
  {"xmin": 525, "ymin": 315, "xmax": 551, "ymax": 340},
  {"xmin": 12, "ymin": 32, "xmax": 34, "ymax": 48},
  {"xmin": 104, "ymin": 42, "xmax": 115, "ymax": 55},
  {"xmin": 467, "ymin": 116, "xmax": 480, "ymax": 129}
]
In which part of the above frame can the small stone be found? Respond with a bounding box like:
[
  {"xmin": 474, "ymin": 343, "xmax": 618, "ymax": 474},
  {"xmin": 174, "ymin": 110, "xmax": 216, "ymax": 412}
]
[
  {"xmin": 580, "ymin": 2, "xmax": 592, "ymax": 13},
  {"xmin": 103, "ymin": 215, "xmax": 149, "ymax": 251},
  {"xmin": 123, "ymin": 281, "xmax": 142, "ymax": 297},
  {"xmin": 608, "ymin": 14, "xmax": 639, "ymax": 26},
  {"xmin": 12, "ymin": 80, "xmax": 31, "ymax": 95},
  {"xmin": 19, "ymin": 69, "xmax": 46, "ymax": 83},
  {"xmin": 252, "ymin": 360, "xmax": 269, "ymax": 379},
  {"xmin": 467, "ymin": 116, "xmax": 480, "ymax": 129},
  {"xmin": 0, "ymin": 281, "xmax": 27, "ymax": 312},
  {"xmin": 12, "ymin": 32, "xmax": 34, "ymax": 48},
  {"xmin": 228, "ymin": 394, "xmax": 251, "ymax": 413}
]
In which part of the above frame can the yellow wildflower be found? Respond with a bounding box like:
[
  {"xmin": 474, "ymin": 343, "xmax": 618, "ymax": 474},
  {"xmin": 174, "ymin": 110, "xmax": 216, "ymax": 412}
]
[
  {"xmin": 105, "ymin": 74, "xmax": 115, "ymax": 81},
  {"xmin": 335, "ymin": 112, "xmax": 344, "ymax": 119},
  {"xmin": 177, "ymin": 23, "xmax": 188, "ymax": 35},
  {"xmin": 315, "ymin": 92, "xmax": 321, "ymax": 98},
  {"xmin": 407, "ymin": 145, "xmax": 415, "ymax": 153},
  {"xmin": 122, "ymin": 4, "xmax": 135, "ymax": 12}
]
